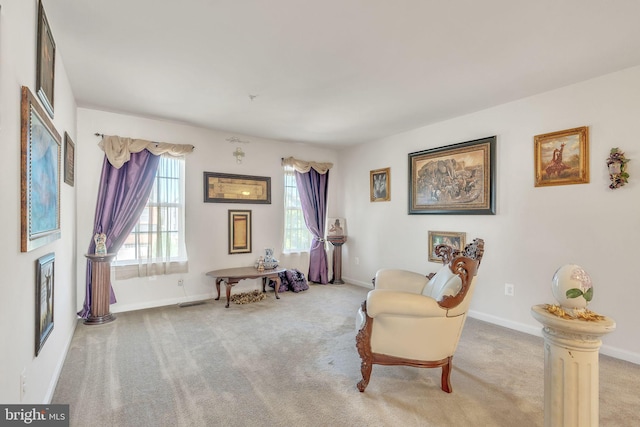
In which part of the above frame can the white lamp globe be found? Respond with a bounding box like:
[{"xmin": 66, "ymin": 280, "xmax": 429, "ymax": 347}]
[{"xmin": 551, "ymin": 264, "xmax": 593, "ymax": 310}]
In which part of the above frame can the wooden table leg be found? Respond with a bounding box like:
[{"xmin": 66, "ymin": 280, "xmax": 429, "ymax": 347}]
[
  {"xmin": 274, "ymin": 276, "xmax": 280, "ymax": 300},
  {"xmin": 215, "ymin": 279, "xmax": 222, "ymax": 301},
  {"xmin": 225, "ymin": 282, "xmax": 232, "ymax": 308}
]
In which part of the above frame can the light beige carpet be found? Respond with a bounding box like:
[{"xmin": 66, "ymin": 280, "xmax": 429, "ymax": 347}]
[{"xmin": 52, "ymin": 283, "xmax": 640, "ymax": 426}]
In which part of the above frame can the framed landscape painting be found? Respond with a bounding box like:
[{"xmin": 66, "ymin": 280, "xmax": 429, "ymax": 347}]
[
  {"xmin": 21, "ymin": 86, "xmax": 61, "ymax": 252},
  {"xmin": 409, "ymin": 136, "xmax": 496, "ymax": 215},
  {"xmin": 534, "ymin": 126, "xmax": 589, "ymax": 187}
]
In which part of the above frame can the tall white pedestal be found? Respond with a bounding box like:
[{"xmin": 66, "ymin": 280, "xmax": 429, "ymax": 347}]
[{"xmin": 531, "ymin": 305, "xmax": 615, "ymax": 427}]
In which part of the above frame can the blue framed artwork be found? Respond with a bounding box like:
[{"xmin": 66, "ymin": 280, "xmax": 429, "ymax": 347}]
[{"xmin": 21, "ymin": 86, "xmax": 61, "ymax": 252}]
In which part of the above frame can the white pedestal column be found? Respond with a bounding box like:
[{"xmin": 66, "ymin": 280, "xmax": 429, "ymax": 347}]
[{"xmin": 531, "ymin": 305, "xmax": 615, "ymax": 427}]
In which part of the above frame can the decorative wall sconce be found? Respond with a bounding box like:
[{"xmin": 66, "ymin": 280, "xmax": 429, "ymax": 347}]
[
  {"xmin": 233, "ymin": 147, "xmax": 245, "ymax": 163},
  {"xmin": 606, "ymin": 147, "xmax": 629, "ymax": 189}
]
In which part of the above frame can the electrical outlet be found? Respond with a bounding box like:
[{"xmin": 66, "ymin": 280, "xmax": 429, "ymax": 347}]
[
  {"xmin": 177, "ymin": 279, "xmax": 184, "ymax": 287},
  {"xmin": 505, "ymin": 283, "xmax": 515, "ymax": 297}
]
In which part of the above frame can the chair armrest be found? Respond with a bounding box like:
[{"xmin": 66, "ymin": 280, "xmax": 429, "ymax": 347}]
[
  {"xmin": 374, "ymin": 269, "xmax": 430, "ymax": 293},
  {"xmin": 366, "ymin": 289, "xmax": 446, "ymax": 318}
]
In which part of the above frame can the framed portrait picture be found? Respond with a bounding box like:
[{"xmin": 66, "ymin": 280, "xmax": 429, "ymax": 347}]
[
  {"xmin": 64, "ymin": 132, "xmax": 75, "ymax": 186},
  {"xmin": 534, "ymin": 126, "xmax": 589, "ymax": 187},
  {"xmin": 36, "ymin": 0, "xmax": 56, "ymax": 118},
  {"xmin": 370, "ymin": 167, "xmax": 390, "ymax": 202},
  {"xmin": 21, "ymin": 86, "xmax": 61, "ymax": 252},
  {"xmin": 428, "ymin": 231, "xmax": 466, "ymax": 262},
  {"xmin": 228, "ymin": 210, "xmax": 252, "ymax": 254},
  {"xmin": 409, "ymin": 136, "xmax": 496, "ymax": 215},
  {"xmin": 204, "ymin": 172, "xmax": 271, "ymax": 204},
  {"xmin": 35, "ymin": 253, "xmax": 55, "ymax": 356}
]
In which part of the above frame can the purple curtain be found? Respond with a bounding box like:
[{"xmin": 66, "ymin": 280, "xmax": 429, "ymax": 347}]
[
  {"xmin": 78, "ymin": 150, "xmax": 161, "ymax": 318},
  {"xmin": 295, "ymin": 168, "xmax": 329, "ymax": 284}
]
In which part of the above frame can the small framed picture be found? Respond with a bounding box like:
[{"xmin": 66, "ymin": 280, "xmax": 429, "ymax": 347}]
[
  {"xmin": 36, "ymin": 0, "xmax": 56, "ymax": 118},
  {"xmin": 228, "ymin": 210, "xmax": 252, "ymax": 254},
  {"xmin": 36, "ymin": 253, "xmax": 55, "ymax": 356},
  {"xmin": 534, "ymin": 126, "xmax": 589, "ymax": 187},
  {"xmin": 370, "ymin": 167, "xmax": 390, "ymax": 202},
  {"xmin": 428, "ymin": 231, "xmax": 466, "ymax": 262},
  {"xmin": 64, "ymin": 132, "xmax": 75, "ymax": 186}
]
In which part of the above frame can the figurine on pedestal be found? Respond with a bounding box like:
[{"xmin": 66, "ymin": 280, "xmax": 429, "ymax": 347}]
[
  {"xmin": 94, "ymin": 232, "xmax": 107, "ymax": 255},
  {"xmin": 327, "ymin": 217, "xmax": 347, "ymax": 284},
  {"xmin": 531, "ymin": 264, "xmax": 615, "ymax": 427}
]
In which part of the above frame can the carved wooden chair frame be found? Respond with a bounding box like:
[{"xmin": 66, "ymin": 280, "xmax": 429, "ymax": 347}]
[{"xmin": 356, "ymin": 238, "xmax": 484, "ymax": 393}]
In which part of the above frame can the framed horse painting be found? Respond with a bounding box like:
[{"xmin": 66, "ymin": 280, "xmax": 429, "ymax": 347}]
[{"xmin": 534, "ymin": 126, "xmax": 589, "ymax": 187}]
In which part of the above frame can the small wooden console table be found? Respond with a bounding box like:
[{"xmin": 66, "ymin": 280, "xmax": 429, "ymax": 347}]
[
  {"xmin": 84, "ymin": 253, "xmax": 117, "ymax": 325},
  {"xmin": 206, "ymin": 266, "xmax": 286, "ymax": 308}
]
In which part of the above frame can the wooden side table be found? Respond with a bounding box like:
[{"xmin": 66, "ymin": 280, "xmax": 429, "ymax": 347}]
[
  {"xmin": 84, "ymin": 253, "xmax": 117, "ymax": 325},
  {"xmin": 206, "ymin": 267, "xmax": 286, "ymax": 308},
  {"xmin": 327, "ymin": 235, "xmax": 347, "ymax": 284}
]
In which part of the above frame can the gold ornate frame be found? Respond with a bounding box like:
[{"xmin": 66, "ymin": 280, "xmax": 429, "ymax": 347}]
[
  {"xmin": 370, "ymin": 167, "xmax": 390, "ymax": 202},
  {"xmin": 534, "ymin": 126, "xmax": 589, "ymax": 187}
]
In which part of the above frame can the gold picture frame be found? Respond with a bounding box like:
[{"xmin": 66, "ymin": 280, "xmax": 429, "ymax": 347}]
[
  {"xmin": 36, "ymin": 0, "xmax": 56, "ymax": 118},
  {"xmin": 228, "ymin": 210, "xmax": 252, "ymax": 254},
  {"xmin": 428, "ymin": 231, "xmax": 466, "ymax": 262},
  {"xmin": 370, "ymin": 167, "xmax": 390, "ymax": 202},
  {"xmin": 534, "ymin": 126, "xmax": 589, "ymax": 187},
  {"xmin": 204, "ymin": 172, "xmax": 271, "ymax": 204},
  {"xmin": 21, "ymin": 86, "xmax": 61, "ymax": 252}
]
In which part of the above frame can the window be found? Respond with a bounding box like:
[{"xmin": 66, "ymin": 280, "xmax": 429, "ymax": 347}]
[
  {"xmin": 115, "ymin": 156, "xmax": 188, "ymax": 278},
  {"xmin": 283, "ymin": 165, "xmax": 311, "ymax": 252}
]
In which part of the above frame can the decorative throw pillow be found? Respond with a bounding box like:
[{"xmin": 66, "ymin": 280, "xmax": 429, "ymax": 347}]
[
  {"xmin": 422, "ymin": 266, "xmax": 462, "ymax": 301},
  {"xmin": 285, "ymin": 269, "xmax": 309, "ymax": 293}
]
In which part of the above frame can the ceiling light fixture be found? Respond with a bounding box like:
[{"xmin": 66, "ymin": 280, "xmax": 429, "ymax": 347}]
[{"xmin": 233, "ymin": 147, "xmax": 245, "ymax": 163}]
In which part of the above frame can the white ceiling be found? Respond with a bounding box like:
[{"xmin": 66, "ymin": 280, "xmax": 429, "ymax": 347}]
[{"xmin": 42, "ymin": 0, "xmax": 640, "ymax": 147}]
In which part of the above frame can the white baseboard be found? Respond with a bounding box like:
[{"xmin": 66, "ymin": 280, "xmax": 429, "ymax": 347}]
[
  {"xmin": 468, "ymin": 309, "xmax": 640, "ymax": 365},
  {"xmin": 342, "ymin": 276, "xmax": 373, "ymax": 289},
  {"xmin": 45, "ymin": 319, "xmax": 78, "ymax": 403},
  {"xmin": 111, "ymin": 292, "xmax": 215, "ymax": 313}
]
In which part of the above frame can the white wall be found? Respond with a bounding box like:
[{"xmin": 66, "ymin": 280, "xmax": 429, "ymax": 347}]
[
  {"xmin": 76, "ymin": 108, "xmax": 341, "ymax": 313},
  {"xmin": 0, "ymin": 0, "xmax": 78, "ymax": 403},
  {"xmin": 340, "ymin": 65, "xmax": 640, "ymax": 364}
]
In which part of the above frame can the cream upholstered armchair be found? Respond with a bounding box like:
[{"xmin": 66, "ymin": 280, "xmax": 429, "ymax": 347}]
[{"xmin": 355, "ymin": 238, "xmax": 484, "ymax": 393}]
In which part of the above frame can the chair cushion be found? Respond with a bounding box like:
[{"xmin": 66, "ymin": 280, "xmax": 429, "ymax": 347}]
[{"xmin": 422, "ymin": 265, "xmax": 462, "ymax": 301}]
